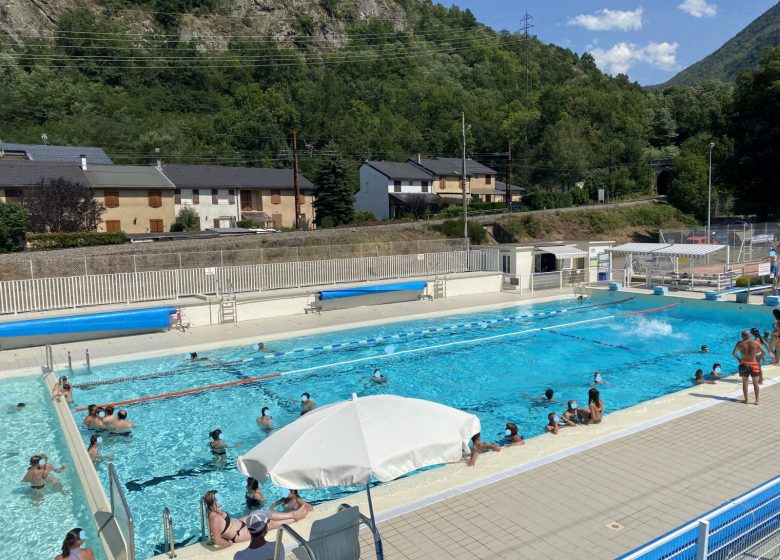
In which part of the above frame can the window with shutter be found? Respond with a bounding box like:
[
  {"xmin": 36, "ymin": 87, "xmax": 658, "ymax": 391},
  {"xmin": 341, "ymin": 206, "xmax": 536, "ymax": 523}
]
[
  {"xmin": 393, "ymin": 180, "xmax": 402, "ymax": 193},
  {"xmin": 149, "ymin": 219, "xmax": 164, "ymax": 232},
  {"xmin": 439, "ymin": 178, "xmax": 446, "ymax": 190},
  {"xmin": 105, "ymin": 220, "xmax": 121, "ymax": 232},
  {"xmin": 148, "ymin": 190, "xmax": 162, "ymax": 208},
  {"xmin": 486, "ymin": 175, "xmax": 492, "ymax": 185},
  {"xmin": 271, "ymin": 190, "xmax": 281, "ymax": 204},
  {"xmin": 174, "ymin": 189, "xmax": 181, "ymax": 205},
  {"xmin": 228, "ymin": 189, "xmax": 235, "ymax": 205},
  {"xmin": 192, "ymin": 189, "xmax": 200, "ymax": 204},
  {"xmin": 213, "ymin": 218, "xmax": 220, "ymax": 228},
  {"xmin": 104, "ymin": 190, "xmax": 120, "ymax": 208},
  {"xmin": 421, "ymin": 182, "xmax": 429, "ymax": 193},
  {"xmin": 212, "ymin": 189, "xmax": 218, "ymax": 204}
]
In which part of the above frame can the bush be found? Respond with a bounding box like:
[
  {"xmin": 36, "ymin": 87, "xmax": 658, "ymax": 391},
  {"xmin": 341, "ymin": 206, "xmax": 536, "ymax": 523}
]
[
  {"xmin": 0, "ymin": 202, "xmax": 29, "ymax": 252},
  {"xmin": 237, "ymin": 219, "xmax": 267, "ymax": 229},
  {"xmin": 175, "ymin": 204, "xmax": 200, "ymax": 231},
  {"xmin": 735, "ymin": 275, "xmax": 762, "ymax": 287},
  {"xmin": 352, "ymin": 210, "xmax": 376, "ymax": 223},
  {"xmin": 435, "ymin": 219, "xmax": 486, "ymax": 245},
  {"xmin": 27, "ymin": 231, "xmax": 126, "ymax": 251}
]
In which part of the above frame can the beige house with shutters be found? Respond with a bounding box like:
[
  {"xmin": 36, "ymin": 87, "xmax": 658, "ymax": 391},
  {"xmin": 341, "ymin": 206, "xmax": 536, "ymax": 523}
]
[
  {"xmin": 162, "ymin": 165, "xmax": 315, "ymax": 230},
  {"xmin": 84, "ymin": 165, "xmax": 176, "ymax": 233}
]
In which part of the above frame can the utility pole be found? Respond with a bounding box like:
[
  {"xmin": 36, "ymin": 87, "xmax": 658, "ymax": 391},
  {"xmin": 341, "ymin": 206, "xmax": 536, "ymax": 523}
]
[
  {"xmin": 292, "ymin": 129, "xmax": 302, "ymax": 230},
  {"xmin": 506, "ymin": 141, "xmax": 512, "ymax": 212},
  {"xmin": 461, "ymin": 112, "xmax": 469, "ymax": 253},
  {"xmin": 521, "ymin": 12, "xmax": 534, "ymax": 100}
]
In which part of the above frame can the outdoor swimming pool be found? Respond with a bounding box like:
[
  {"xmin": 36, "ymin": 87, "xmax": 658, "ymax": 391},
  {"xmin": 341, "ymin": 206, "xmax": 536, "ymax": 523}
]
[
  {"xmin": 65, "ymin": 293, "xmax": 771, "ymax": 558},
  {"xmin": 0, "ymin": 376, "xmax": 106, "ymax": 560}
]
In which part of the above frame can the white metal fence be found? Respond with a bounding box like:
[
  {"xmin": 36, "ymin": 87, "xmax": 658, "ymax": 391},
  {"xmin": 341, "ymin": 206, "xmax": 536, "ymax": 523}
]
[
  {"xmin": 530, "ymin": 269, "xmax": 586, "ymax": 291},
  {"xmin": 0, "ymin": 249, "xmax": 499, "ymax": 315}
]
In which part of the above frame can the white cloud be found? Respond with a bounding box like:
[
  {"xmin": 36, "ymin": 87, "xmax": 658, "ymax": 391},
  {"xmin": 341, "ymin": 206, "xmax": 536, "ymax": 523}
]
[
  {"xmin": 567, "ymin": 8, "xmax": 643, "ymax": 31},
  {"xmin": 590, "ymin": 41, "xmax": 679, "ymax": 75},
  {"xmin": 678, "ymin": 0, "xmax": 717, "ymax": 18}
]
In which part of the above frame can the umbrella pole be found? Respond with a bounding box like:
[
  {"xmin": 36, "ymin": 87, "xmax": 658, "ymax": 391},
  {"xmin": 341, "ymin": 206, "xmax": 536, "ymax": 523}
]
[{"xmin": 366, "ymin": 483, "xmax": 385, "ymax": 560}]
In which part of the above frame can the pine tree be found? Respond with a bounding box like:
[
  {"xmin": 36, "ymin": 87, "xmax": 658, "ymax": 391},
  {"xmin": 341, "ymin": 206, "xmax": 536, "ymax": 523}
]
[{"xmin": 313, "ymin": 154, "xmax": 354, "ymax": 227}]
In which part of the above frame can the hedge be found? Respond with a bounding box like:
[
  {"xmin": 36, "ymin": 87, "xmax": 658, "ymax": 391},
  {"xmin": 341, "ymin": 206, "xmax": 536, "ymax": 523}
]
[{"xmin": 27, "ymin": 231, "xmax": 127, "ymax": 251}]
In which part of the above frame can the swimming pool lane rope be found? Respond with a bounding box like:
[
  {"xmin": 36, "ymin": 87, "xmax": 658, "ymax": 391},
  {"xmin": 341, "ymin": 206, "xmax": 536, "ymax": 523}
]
[
  {"xmin": 74, "ymin": 300, "xmax": 679, "ymax": 412},
  {"xmin": 71, "ymin": 297, "xmax": 635, "ymax": 390}
]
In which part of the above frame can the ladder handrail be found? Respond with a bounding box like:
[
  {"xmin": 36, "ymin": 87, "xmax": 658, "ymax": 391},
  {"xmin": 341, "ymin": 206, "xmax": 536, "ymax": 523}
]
[
  {"xmin": 200, "ymin": 498, "xmax": 214, "ymax": 545},
  {"xmin": 162, "ymin": 507, "xmax": 176, "ymax": 558}
]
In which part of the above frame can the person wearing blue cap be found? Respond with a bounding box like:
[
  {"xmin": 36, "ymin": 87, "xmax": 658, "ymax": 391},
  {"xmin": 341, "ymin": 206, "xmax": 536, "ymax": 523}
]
[{"xmin": 55, "ymin": 528, "xmax": 95, "ymax": 560}]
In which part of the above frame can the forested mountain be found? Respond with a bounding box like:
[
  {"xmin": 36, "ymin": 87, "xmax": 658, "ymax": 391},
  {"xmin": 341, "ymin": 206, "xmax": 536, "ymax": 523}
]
[
  {"xmin": 654, "ymin": 1, "xmax": 780, "ymax": 88},
  {"xmin": 0, "ymin": 0, "xmax": 656, "ymax": 199}
]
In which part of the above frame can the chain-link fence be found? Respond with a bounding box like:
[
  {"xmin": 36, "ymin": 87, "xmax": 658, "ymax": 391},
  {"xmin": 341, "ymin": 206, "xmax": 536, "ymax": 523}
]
[{"xmin": 0, "ymin": 239, "xmax": 468, "ymax": 281}]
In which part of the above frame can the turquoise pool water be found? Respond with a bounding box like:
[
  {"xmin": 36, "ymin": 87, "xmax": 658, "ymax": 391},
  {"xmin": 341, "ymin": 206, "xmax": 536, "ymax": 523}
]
[
  {"xmin": 67, "ymin": 294, "xmax": 771, "ymax": 558},
  {"xmin": 0, "ymin": 376, "xmax": 107, "ymax": 560}
]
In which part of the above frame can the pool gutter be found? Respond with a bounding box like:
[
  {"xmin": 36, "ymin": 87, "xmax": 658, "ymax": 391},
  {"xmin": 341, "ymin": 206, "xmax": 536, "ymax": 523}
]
[{"xmin": 45, "ymin": 369, "xmax": 129, "ymax": 560}]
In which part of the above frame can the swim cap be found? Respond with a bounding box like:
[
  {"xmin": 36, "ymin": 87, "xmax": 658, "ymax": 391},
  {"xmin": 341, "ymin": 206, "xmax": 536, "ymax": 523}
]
[
  {"xmin": 505, "ymin": 429, "xmax": 512, "ymax": 436},
  {"xmin": 96, "ymin": 437, "xmax": 103, "ymax": 444},
  {"xmin": 98, "ymin": 411, "xmax": 105, "ymax": 418},
  {"xmin": 79, "ymin": 530, "xmax": 86, "ymax": 540},
  {"xmin": 215, "ymin": 492, "xmax": 223, "ymax": 506},
  {"xmin": 38, "ymin": 458, "xmax": 46, "ymax": 466}
]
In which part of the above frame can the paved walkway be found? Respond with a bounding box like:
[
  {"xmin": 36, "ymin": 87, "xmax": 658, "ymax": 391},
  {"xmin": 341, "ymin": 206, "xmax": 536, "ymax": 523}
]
[{"xmin": 356, "ymin": 382, "xmax": 780, "ymax": 559}]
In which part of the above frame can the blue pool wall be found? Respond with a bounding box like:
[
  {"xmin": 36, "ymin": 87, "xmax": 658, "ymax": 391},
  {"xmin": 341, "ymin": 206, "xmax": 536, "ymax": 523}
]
[{"xmin": 0, "ymin": 306, "xmax": 176, "ymax": 349}]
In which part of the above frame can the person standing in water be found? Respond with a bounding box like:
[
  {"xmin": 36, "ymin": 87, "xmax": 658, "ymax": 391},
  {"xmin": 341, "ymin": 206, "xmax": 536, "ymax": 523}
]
[
  {"xmin": 300, "ymin": 393, "xmax": 316, "ymax": 415},
  {"xmin": 256, "ymin": 407, "xmax": 273, "ymax": 431},
  {"xmin": 733, "ymin": 330, "xmax": 763, "ymax": 405}
]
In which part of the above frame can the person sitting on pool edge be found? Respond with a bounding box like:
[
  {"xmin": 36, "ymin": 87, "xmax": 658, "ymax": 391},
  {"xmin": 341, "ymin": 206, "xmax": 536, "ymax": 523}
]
[
  {"xmin": 203, "ymin": 490, "xmax": 304, "ymax": 549},
  {"xmin": 300, "ymin": 393, "xmax": 316, "ymax": 415},
  {"xmin": 585, "ymin": 388, "xmax": 605, "ymax": 425},
  {"xmin": 256, "ymin": 407, "xmax": 273, "ymax": 431},
  {"xmin": 463, "ymin": 432, "xmax": 501, "ymax": 466},
  {"xmin": 504, "ymin": 423, "xmax": 525, "ymax": 447},
  {"xmin": 693, "ymin": 369, "xmax": 715, "ymax": 385},
  {"xmin": 51, "ymin": 376, "xmax": 74, "ymax": 403},
  {"xmin": 110, "ymin": 410, "xmax": 134, "ymax": 435},
  {"xmin": 545, "ymin": 412, "xmax": 576, "ymax": 435}
]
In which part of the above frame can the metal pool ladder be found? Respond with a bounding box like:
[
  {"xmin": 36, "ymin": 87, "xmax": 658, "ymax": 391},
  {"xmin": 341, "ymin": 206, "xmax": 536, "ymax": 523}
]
[
  {"xmin": 199, "ymin": 498, "xmax": 214, "ymax": 545},
  {"xmin": 162, "ymin": 507, "xmax": 176, "ymax": 558}
]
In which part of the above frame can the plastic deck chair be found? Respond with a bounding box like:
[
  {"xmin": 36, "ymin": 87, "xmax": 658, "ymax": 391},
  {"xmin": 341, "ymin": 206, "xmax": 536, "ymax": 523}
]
[{"xmin": 275, "ymin": 505, "xmax": 380, "ymax": 560}]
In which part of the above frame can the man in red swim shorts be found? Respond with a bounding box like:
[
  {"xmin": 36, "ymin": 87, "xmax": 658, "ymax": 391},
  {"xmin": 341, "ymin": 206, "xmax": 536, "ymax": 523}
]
[{"xmin": 733, "ymin": 330, "xmax": 763, "ymax": 405}]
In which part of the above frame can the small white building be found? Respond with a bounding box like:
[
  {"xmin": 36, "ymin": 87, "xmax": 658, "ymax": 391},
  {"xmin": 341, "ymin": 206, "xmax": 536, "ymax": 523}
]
[{"xmin": 356, "ymin": 161, "xmax": 438, "ymax": 220}]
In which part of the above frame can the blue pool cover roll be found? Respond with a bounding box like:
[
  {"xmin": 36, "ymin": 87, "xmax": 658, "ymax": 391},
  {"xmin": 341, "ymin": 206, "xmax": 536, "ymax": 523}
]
[
  {"xmin": 0, "ymin": 307, "xmax": 176, "ymax": 339},
  {"xmin": 319, "ymin": 281, "xmax": 427, "ymax": 301}
]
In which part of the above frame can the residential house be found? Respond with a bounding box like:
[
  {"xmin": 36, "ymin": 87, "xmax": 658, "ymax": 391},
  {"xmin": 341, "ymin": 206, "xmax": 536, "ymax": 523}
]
[
  {"xmin": 471, "ymin": 181, "xmax": 524, "ymax": 204},
  {"xmin": 162, "ymin": 165, "xmax": 315, "ymax": 230},
  {"xmin": 0, "ymin": 141, "xmax": 113, "ymax": 164},
  {"xmin": 408, "ymin": 157, "xmax": 498, "ymax": 202},
  {"xmin": 0, "ymin": 160, "xmax": 90, "ymax": 205},
  {"xmin": 84, "ymin": 164, "xmax": 176, "ymax": 233},
  {"xmin": 357, "ymin": 161, "xmax": 440, "ymax": 220}
]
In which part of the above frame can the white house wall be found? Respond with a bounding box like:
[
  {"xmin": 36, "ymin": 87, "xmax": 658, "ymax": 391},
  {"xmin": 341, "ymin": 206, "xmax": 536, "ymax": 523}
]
[
  {"xmin": 356, "ymin": 165, "xmax": 392, "ymax": 220},
  {"xmin": 176, "ymin": 188, "xmax": 239, "ymax": 230}
]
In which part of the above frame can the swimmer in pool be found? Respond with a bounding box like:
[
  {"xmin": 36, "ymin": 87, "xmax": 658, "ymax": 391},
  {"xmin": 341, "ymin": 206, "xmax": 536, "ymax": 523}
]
[
  {"xmin": 709, "ymin": 363, "xmax": 722, "ymax": 380},
  {"xmin": 101, "ymin": 406, "xmax": 116, "ymax": 428},
  {"xmin": 562, "ymin": 400, "xmax": 587, "ymax": 423},
  {"xmin": 208, "ymin": 429, "xmax": 241, "ymax": 458},
  {"xmin": 83, "ymin": 405, "xmax": 105, "ymax": 430},
  {"xmin": 545, "ymin": 412, "xmax": 575, "ymax": 434},
  {"xmin": 22, "ymin": 454, "xmax": 65, "ymax": 490},
  {"xmin": 8, "ymin": 402, "xmax": 26, "ymax": 412},
  {"xmin": 300, "ymin": 393, "xmax": 316, "ymax": 415},
  {"xmin": 463, "ymin": 432, "xmax": 501, "ymax": 467},
  {"xmin": 361, "ymin": 368, "xmax": 388, "ymax": 385},
  {"xmin": 701, "ymin": 345, "xmax": 709, "ymax": 354},
  {"xmin": 257, "ymin": 342, "xmax": 276, "ymax": 353},
  {"xmin": 271, "ymin": 488, "xmax": 313, "ymax": 515},
  {"xmin": 529, "ymin": 388, "xmax": 562, "ymax": 405},
  {"xmin": 51, "ymin": 377, "xmax": 74, "ymax": 403},
  {"xmin": 504, "ymin": 423, "xmax": 525, "ymax": 447},
  {"xmin": 87, "ymin": 435, "xmax": 113, "ymax": 463},
  {"xmin": 591, "ymin": 372, "xmax": 609, "ymax": 385},
  {"xmin": 693, "ymin": 369, "xmax": 715, "ymax": 385},
  {"xmin": 256, "ymin": 407, "xmax": 273, "ymax": 431},
  {"xmin": 190, "ymin": 352, "xmax": 209, "ymax": 362},
  {"xmin": 110, "ymin": 410, "xmax": 134, "ymax": 435}
]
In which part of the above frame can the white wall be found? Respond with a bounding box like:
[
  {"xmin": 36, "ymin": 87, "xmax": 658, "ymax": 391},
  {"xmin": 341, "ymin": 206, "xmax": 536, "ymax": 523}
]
[
  {"xmin": 176, "ymin": 188, "xmax": 239, "ymax": 230},
  {"xmin": 356, "ymin": 165, "xmax": 392, "ymax": 220}
]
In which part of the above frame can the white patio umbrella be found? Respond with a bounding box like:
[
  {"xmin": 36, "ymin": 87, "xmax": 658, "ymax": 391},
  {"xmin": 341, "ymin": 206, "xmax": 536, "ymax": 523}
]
[{"xmin": 237, "ymin": 393, "xmax": 480, "ymax": 559}]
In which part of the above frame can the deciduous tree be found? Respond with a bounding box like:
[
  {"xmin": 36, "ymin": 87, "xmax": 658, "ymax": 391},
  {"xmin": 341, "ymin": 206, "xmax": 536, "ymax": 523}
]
[{"xmin": 24, "ymin": 178, "xmax": 106, "ymax": 232}]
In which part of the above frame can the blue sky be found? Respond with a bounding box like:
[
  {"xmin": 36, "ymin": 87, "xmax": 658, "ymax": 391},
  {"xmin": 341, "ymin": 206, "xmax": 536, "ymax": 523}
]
[{"xmin": 439, "ymin": 0, "xmax": 778, "ymax": 85}]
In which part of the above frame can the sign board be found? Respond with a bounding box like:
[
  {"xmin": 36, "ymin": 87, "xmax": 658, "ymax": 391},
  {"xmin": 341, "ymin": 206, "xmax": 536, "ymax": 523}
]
[
  {"xmin": 598, "ymin": 252, "xmax": 611, "ymax": 272},
  {"xmin": 752, "ymin": 234, "xmax": 775, "ymax": 244},
  {"xmin": 417, "ymin": 254, "xmax": 425, "ymax": 261},
  {"xmin": 204, "ymin": 267, "xmax": 216, "ymax": 276},
  {"xmin": 598, "ymin": 189, "xmax": 605, "ymax": 203},
  {"xmin": 758, "ymin": 262, "xmax": 771, "ymax": 276}
]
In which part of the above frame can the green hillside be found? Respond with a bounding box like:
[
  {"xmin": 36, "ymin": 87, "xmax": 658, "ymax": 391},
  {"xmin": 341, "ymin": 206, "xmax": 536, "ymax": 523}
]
[{"xmin": 655, "ymin": 1, "xmax": 780, "ymax": 88}]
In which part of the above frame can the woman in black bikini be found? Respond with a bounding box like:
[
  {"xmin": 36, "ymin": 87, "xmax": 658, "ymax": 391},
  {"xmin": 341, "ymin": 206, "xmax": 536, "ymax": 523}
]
[{"xmin": 203, "ymin": 489, "xmax": 303, "ymax": 548}]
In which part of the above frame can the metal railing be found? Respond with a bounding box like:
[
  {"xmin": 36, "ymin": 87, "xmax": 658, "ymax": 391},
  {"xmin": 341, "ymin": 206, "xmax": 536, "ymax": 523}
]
[
  {"xmin": 618, "ymin": 473, "xmax": 780, "ymax": 560},
  {"xmin": 108, "ymin": 463, "xmax": 135, "ymax": 560},
  {"xmin": 162, "ymin": 507, "xmax": 175, "ymax": 558},
  {"xmin": 199, "ymin": 498, "xmax": 213, "ymax": 545},
  {"xmin": 0, "ymin": 249, "xmax": 500, "ymax": 315},
  {"xmin": 530, "ymin": 269, "xmax": 586, "ymax": 292}
]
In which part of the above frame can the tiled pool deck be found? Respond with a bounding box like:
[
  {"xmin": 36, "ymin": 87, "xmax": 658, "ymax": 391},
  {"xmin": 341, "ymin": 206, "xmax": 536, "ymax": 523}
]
[{"xmin": 354, "ymin": 377, "xmax": 780, "ymax": 559}]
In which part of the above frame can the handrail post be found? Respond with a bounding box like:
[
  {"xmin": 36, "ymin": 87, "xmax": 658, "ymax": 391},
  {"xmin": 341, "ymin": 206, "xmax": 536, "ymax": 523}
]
[
  {"xmin": 85, "ymin": 349, "xmax": 91, "ymax": 369},
  {"xmin": 695, "ymin": 519, "xmax": 709, "ymax": 560},
  {"xmin": 200, "ymin": 498, "xmax": 213, "ymax": 545},
  {"xmin": 67, "ymin": 351, "xmax": 72, "ymax": 371},
  {"xmin": 162, "ymin": 507, "xmax": 176, "ymax": 558}
]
